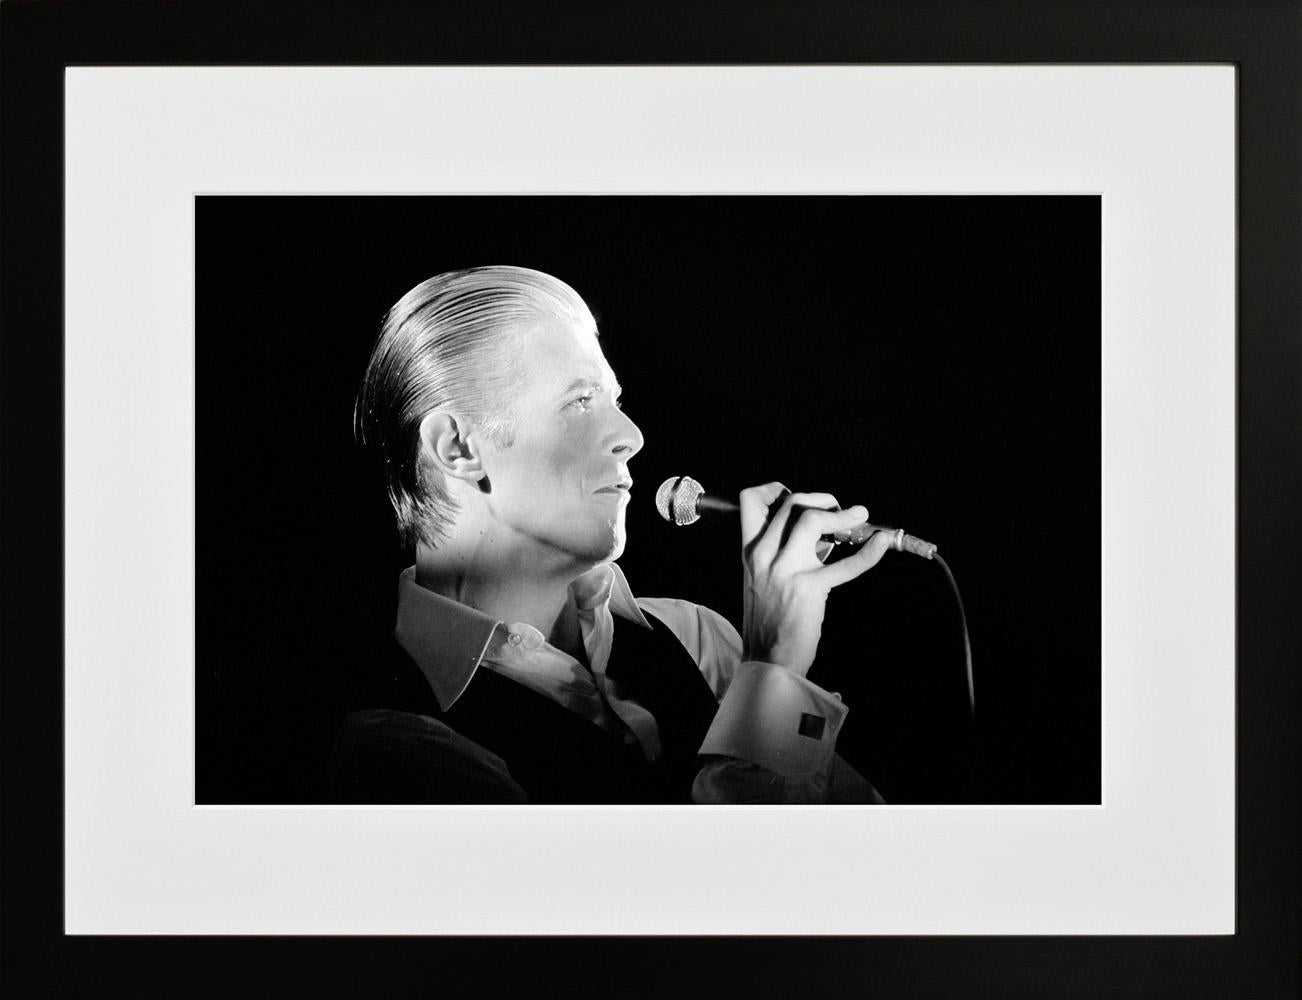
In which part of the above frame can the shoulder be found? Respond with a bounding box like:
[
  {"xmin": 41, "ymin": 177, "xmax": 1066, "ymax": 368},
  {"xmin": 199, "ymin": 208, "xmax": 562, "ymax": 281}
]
[{"xmin": 329, "ymin": 708, "xmax": 528, "ymax": 804}]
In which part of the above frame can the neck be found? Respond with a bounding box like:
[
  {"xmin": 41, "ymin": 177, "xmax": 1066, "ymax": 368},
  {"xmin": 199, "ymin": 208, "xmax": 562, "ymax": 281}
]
[{"xmin": 414, "ymin": 526, "xmax": 593, "ymax": 657}]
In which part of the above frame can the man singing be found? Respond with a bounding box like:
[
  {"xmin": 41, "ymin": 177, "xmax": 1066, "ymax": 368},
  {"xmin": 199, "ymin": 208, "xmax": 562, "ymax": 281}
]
[{"xmin": 330, "ymin": 265, "xmax": 893, "ymax": 803}]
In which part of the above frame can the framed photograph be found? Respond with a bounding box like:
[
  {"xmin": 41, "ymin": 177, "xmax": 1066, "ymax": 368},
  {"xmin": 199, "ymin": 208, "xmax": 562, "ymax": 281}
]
[{"xmin": 3, "ymin": 2, "xmax": 1298, "ymax": 996}]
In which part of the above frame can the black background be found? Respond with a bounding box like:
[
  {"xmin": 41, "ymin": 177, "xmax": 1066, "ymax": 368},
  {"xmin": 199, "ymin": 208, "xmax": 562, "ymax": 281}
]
[{"xmin": 197, "ymin": 195, "xmax": 1101, "ymax": 805}]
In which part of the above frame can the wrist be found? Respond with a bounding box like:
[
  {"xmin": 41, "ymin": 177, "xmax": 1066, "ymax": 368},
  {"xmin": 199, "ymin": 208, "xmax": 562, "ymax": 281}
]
[{"xmin": 742, "ymin": 648, "xmax": 810, "ymax": 679}]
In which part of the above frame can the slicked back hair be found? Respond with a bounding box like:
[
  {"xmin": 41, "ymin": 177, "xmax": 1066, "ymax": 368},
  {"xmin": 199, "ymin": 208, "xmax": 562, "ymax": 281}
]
[{"xmin": 356, "ymin": 266, "xmax": 596, "ymax": 548}]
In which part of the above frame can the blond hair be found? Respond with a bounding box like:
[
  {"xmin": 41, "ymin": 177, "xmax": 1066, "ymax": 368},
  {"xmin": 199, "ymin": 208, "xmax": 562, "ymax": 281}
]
[{"xmin": 356, "ymin": 266, "xmax": 595, "ymax": 547}]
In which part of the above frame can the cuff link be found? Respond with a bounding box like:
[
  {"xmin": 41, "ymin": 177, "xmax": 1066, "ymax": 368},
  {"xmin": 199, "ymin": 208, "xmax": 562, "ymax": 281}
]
[{"xmin": 798, "ymin": 713, "xmax": 827, "ymax": 740}]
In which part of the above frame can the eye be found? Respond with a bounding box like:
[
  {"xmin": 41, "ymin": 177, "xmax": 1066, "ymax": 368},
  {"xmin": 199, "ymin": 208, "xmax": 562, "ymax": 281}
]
[{"xmin": 569, "ymin": 392, "xmax": 596, "ymax": 411}]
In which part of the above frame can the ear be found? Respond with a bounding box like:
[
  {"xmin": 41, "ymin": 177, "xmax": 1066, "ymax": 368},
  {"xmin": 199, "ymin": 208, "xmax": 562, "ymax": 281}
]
[{"xmin": 418, "ymin": 411, "xmax": 487, "ymax": 483}]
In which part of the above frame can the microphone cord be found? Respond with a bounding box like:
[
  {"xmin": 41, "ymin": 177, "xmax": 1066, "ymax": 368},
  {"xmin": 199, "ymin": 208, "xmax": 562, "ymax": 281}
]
[{"xmin": 932, "ymin": 553, "xmax": 975, "ymax": 719}]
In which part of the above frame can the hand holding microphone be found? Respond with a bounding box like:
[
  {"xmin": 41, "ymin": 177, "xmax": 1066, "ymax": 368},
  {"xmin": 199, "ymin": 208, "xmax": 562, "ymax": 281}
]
[
  {"xmin": 656, "ymin": 475, "xmax": 926, "ymax": 677},
  {"xmin": 736, "ymin": 483, "xmax": 898, "ymax": 677},
  {"xmin": 655, "ymin": 475, "xmax": 972, "ymax": 714}
]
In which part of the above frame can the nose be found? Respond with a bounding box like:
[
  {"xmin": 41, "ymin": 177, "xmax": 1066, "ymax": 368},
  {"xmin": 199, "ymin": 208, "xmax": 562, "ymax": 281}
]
[{"xmin": 609, "ymin": 407, "xmax": 644, "ymax": 459}]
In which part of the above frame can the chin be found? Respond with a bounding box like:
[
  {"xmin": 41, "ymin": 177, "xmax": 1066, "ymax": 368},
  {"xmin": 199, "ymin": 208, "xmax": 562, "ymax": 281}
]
[{"xmin": 580, "ymin": 522, "xmax": 625, "ymax": 563}]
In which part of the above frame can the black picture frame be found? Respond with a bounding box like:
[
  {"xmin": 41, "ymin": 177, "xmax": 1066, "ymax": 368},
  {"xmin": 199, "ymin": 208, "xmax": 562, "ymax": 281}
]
[{"xmin": 2, "ymin": 2, "xmax": 1298, "ymax": 997}]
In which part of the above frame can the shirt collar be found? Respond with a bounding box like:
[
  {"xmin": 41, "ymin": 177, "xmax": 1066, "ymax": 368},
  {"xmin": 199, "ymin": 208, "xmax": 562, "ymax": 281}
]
[{"xmin": 394, "ymin": 561, "xmax": 652, "ymax": 711}]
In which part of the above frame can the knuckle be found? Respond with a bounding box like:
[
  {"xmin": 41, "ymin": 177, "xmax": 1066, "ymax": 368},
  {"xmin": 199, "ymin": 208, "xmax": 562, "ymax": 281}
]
[
  {"xmin": 741, "ymin": 482, "xmax": 780, "ymax": 501},
  {"xmin": 743, "ymin": 482, "xmax": 789, "ymax": 510}
]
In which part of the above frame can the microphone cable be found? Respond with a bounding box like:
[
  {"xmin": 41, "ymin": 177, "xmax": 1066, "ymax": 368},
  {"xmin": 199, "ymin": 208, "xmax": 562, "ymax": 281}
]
[{"xmin": 932, "ymin": 553, "xmax": 974, "ymax": 719}]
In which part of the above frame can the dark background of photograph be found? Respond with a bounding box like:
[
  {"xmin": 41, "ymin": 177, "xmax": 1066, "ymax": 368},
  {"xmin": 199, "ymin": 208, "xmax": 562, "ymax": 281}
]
[{"xmin": 197, "ymin": 195, "xmax": 1100, "ymax": 805}]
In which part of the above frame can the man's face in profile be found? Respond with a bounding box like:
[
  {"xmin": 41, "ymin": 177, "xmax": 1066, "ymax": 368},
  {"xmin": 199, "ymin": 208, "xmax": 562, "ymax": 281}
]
[{"xmin": 474, "ymin": 314, "xmax": 644, "ymax": 567}]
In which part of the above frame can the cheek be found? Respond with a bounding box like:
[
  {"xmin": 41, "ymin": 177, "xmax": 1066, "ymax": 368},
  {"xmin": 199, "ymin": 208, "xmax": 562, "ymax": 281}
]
[
  {"xmin": 552, "ymin": 428, "xmax": 597, "ymax": 471},
  {"xmin": 511, "ymin": 435, "xmax": 591, "ymax": 490}
]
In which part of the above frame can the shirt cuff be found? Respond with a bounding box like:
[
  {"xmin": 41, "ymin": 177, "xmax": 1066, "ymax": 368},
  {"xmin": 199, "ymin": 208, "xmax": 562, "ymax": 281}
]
[{"xmin": 697, "ymin": 661, "xmax": 849, "ymax": 779}]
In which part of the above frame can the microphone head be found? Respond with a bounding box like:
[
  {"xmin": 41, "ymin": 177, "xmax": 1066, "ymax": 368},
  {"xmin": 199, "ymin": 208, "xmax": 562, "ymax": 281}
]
[{"xmin": 655, "ymin": 475, "xmax": 705, "ymax": 526}]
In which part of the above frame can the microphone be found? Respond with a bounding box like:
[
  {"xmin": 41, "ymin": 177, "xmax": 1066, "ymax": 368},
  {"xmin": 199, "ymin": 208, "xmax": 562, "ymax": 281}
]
[{"xmin": 655, "ymin": 474, "xmax": 938, "ymax": 559}]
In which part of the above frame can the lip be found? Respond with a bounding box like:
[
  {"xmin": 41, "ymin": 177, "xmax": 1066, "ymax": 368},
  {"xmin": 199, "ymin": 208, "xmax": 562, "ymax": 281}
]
[{"xmin": 594, "ymin": 479, "xmax": 633, "ymax": 495}]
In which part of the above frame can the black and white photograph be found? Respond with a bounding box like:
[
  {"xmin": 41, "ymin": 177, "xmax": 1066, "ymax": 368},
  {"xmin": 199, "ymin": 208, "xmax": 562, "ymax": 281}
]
[
  {"xmin": 197, "ymin": 195, "xmax": 1101, "ymax": 806},
  {"xmin": 7, "ymin": 0, "xmax": 1299, "ymax": 991}
]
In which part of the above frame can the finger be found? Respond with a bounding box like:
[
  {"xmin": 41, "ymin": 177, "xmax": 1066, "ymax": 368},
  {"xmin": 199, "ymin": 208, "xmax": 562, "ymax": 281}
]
[
  {"xmin": 813, "ymin": 528, "xmax": 895, "ymax": 588},
  {"xmin": 739, "ymin": 482, "xmax": 789, "ymax": 543},
  {"xmin": 778, "ymin": 504, "xmax": 870, "ymax": 563},
  {"xmin": 755, "ymin": 491, "xmax": 839, "ymax": 565}
]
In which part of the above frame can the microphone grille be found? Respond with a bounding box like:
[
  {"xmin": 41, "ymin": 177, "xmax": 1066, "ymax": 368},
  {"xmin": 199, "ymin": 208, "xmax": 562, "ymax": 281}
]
[{"xmin": 654, "ymin": 475, "xmax": 704, "ymax": 526}]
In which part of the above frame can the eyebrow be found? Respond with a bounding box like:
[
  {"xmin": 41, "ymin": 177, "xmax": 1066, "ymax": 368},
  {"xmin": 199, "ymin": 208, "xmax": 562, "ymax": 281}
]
[{"xmin": 561, "ymin": 376, "xmax": 622, "ymax": 397}]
